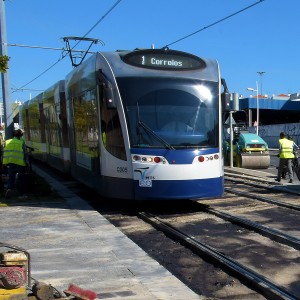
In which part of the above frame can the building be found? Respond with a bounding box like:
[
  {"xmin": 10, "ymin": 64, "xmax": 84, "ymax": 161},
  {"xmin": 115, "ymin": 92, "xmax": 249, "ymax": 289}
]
[
  {"xmin": 0, "ymin": 100, "xmax": 22, "ymax": 131},
  {"xmin": 225, "ymin": 93, "xmax": 300, "ymax": 148},
  {"xmin": 232, "ymin": 93, "xmax": 300, "ymax": 127}
]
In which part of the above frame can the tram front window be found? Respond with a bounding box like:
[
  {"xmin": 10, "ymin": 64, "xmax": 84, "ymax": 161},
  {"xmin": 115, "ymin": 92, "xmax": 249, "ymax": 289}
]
[{"xmin": 118, "ymin": 77, "xmax": 219, "ymax": 149}]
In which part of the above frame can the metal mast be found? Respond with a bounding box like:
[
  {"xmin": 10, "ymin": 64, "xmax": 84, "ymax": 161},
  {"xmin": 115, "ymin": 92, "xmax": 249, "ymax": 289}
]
[{"xmin": 0, "ymin": 0, "xmax": 13, "ymax": 138}]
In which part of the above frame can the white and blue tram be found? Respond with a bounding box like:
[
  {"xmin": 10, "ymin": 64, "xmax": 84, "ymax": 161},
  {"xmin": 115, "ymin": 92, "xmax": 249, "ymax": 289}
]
[{"xmin": 22, "ymin": 48, "xmax": 226, "ymax": 200}]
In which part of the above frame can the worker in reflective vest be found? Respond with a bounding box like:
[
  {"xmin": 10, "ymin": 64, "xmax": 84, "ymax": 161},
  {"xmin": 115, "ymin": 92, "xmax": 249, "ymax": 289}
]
[
  {"xmin": 2, "ymin": 129, "xmax": 28, "ymax": 198},
  {"xmin": 276, "ymin": 132, "xmax": 294, "ymax": 183}
]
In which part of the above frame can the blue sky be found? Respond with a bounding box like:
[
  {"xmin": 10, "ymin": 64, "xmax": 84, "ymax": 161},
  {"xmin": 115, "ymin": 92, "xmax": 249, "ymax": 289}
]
[{"xmin": 2, "ymin": 0, "xmax": 300, "ymax": 103}]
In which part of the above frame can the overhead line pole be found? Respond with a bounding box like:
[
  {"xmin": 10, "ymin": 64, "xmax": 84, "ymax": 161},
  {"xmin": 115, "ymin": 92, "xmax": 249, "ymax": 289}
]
[{"xmin": 0, "ymin": 0, "xmax": 13, "ymax": 139}]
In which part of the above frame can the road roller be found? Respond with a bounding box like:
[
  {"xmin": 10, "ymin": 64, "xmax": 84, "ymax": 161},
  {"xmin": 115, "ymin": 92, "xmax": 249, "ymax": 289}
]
[{"xmin": 233, "ymin": 133, "xmax": 270, "ymax": 169}]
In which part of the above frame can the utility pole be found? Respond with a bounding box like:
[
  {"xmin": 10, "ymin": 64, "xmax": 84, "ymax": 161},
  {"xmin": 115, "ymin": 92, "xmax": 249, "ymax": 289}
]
[{"xmin": 0, "ymin": 0, "xmax": 13, "ymax": 139}]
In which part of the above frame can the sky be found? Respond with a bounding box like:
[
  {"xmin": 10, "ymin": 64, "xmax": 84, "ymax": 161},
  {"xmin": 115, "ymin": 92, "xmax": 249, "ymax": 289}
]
[{"xmin": 2, "ymin": 0, "xmax": 300, "ymax": 103}]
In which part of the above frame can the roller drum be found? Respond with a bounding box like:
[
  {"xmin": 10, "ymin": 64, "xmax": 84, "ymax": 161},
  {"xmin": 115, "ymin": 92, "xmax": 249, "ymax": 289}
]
[{"xmin": 238, "ymin": 154, "xmax": 270, "ymax": 169}]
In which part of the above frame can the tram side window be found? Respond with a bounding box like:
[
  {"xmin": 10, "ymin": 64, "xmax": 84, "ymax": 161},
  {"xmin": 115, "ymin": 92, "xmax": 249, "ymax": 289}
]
[
  {"xmin": 73, "ymin": 89, "xmax": 100, "ymax": 172},
  {"xmin": 44, "ymin": 103, "xmax": 61, "ymax": 154},
  {"xmin": 28, "ymin": 103, "xmax": 41, "ymax": 144},
  {"xmin": 22, "ymin": 109, "xmax": 30, "ymax": 141},
  {"xmin": 100, "ymin": 85, "xmax": 126, "ymax": 161}
]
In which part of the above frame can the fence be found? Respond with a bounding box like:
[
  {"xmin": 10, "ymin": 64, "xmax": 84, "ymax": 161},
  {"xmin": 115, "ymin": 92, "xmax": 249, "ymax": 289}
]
[{"xmin": 248, "ymin": 123, "xmax": 300, "ymax": 148}]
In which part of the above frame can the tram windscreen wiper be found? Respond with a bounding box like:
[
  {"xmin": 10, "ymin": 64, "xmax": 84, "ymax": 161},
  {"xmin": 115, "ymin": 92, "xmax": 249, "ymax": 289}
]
[{"xmin": 138, "ymin": 121, "xmax": 175, "ymax": 150}]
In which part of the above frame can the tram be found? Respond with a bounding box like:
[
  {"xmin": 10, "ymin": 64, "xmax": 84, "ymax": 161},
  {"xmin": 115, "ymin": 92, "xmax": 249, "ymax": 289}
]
[{"xmin": 21, "ymin": 48, "xmax": 228, "ymax": 200}]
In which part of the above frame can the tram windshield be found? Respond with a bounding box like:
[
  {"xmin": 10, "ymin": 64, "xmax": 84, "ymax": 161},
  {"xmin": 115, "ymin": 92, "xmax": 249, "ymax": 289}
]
[{"xmin": 117, "ymin": 77, "xmax": 219, "ymax": 149}]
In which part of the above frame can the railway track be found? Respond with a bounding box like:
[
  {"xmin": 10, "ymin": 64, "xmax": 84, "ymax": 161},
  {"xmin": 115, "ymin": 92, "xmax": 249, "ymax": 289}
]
[
  {"xmin": 101, "ymin": 174, "xmax": 300, "ymax": 298},
  {"xmin": 225, "ymin": 170, "xmax": 300, "ymax": 197},
  {"xmin": 222, "ymin": 172, "xmax": 300, "ymax": 240},
  {"xmin": 198, "ymin": 203, "xmax": 300, "ymax": 250},
  {"xmin": 33, "ymin": 162, "xmax": 300, "ymax": 299},
  {"xmin": 101, "ymin": 197, "xmax": 300, "ymax": 299},
  {"xmin": 224, "ymin": 176, "xmax": 300, "ymax": 211},
  {"xmin": 99, "ymin": 190, "xmax": 300, "ymax": 299},
  {"xmin": 139, "ymin": 212, "xmax": 298, "ymax": 300},
  {"xmin": 137, "ymin": 190, "xmax": 300, "ymax": 299}
]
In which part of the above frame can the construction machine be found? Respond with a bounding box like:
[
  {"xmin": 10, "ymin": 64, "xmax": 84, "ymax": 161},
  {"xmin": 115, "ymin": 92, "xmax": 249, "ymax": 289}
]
[
  {"xmin": 224, "ymin": 132, "xmax": 270, "ymax": 169},
  {"xmin": 0, "ymin": 243, "xmax": 97, "ymax": 300}
]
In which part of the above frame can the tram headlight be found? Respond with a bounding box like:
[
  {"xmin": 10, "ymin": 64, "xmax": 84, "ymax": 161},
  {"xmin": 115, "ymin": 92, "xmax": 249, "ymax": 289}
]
[{"xmin": 132, "ymin": 155, "xmax": 165, "ymax": 164}]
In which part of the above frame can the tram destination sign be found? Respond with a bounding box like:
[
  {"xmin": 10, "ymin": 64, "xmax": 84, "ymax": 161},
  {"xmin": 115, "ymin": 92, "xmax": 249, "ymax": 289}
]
[{"xmin": 122, "ymin": 49, "xmax": 206, "ymax": 70}]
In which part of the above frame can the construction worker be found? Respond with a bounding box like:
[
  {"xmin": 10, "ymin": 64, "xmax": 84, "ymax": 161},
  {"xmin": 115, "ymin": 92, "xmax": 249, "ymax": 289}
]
[
  {"xmin": 2, "ymin": 129, "xmax": 28, "ymax": 198},
  {"xmin": 281, "ymin": 135, "xmax": 299, "ymax": 179},
  {"xmin": 276, "ymin": 132, "xmax": 294, "ymax": 183}
]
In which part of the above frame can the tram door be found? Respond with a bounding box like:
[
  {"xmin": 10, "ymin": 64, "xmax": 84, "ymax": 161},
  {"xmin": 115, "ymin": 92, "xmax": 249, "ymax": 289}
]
[{"xmin": 98, "ymin": 81, "xmax": 127, "ymax": 169}]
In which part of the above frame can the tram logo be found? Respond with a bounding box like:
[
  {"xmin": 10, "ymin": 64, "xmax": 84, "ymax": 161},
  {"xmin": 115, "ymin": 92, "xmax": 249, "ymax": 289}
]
[{"xmin": 134, "ymin": 167, "xmax": 153, "ymax": 187}]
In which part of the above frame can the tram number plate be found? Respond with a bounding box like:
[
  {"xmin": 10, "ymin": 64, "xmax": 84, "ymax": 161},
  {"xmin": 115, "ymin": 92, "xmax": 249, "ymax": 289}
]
[{"xmin": 139, "ymin": 179, "xmax": 152, "ymax": 187}]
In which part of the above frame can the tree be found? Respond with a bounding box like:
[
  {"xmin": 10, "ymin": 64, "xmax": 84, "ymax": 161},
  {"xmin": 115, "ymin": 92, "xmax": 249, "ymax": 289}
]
[{"xmin": 0, "ymin": 55, "xmax": 9, "ymax": 73}]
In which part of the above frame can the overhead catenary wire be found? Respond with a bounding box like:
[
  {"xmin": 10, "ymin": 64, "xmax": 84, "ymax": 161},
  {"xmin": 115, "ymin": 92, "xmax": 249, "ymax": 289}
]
[
  {"xmin": 77, "ymin": 0, "xmax": 123, "ymax": 45},
  {"xmin": 9, "ymin": 0, "xmax": 263, "ymax": 96},
  {"xmin": 162, "ymin": 0, "xmax": 265, "ymax": 48},
  {"xmin": 10, "ymin": 0, "xmax": 123, "ymax": 95},
  {"xmin": 7, "ymin": 43, "xmax": 97, "ymax": 93},
  {"xmin": 7, "ymin": 43, "xmax": 96, "ymax": 54},
  {"xmin": 8, "ymin": 44, "xmax": 97, "ymax": 94},
  {"xmin": 11, "ymin": 56, "xmax": 64, "ymax": 95}
]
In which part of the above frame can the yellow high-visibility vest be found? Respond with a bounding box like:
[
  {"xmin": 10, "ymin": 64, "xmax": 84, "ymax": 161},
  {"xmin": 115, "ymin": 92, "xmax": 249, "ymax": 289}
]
[
  {"xmin": 2, "ymin": 138, "xmax": 26, "ymax": 166},
  {"xmin": 279, "ymin": 138, "xmax": 294, "ymax": 159}
]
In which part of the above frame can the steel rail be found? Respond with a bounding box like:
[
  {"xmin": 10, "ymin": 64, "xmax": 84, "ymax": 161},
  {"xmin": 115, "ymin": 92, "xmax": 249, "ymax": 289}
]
[
  {"xmin": 225, "ymin": 172, "xmax": 300, "ymax": 196},
  {"xmin": 139, "ymin": 212, "xmax": 298, "ymax": 300},
  {"xmin": 225, "ymin": 187, "xmax": 300, "ymax": 211},
  {"xmin": 199, "ymin": 205, "xmax": 300, "ymax": 250},
  {"xmin": 225, "ymin": 172, "xmax": 274, "ymax": 187},
  {"xmin": 225, "ymin": 171, "xmax": 274, "ymax": 184}
]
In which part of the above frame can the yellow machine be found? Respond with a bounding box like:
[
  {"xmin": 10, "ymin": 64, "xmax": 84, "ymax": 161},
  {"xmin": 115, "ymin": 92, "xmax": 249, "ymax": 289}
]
[
  {"xmin": 0, "ymin": 243, "xmax": 97, "ymax": 300},
  {"xmin": 0, "ymin": 244, "xmax": 29, "ymax": 300},
  {"xmin": 224, "ymin": 132, "xmax": 270, "ymax": 169}
]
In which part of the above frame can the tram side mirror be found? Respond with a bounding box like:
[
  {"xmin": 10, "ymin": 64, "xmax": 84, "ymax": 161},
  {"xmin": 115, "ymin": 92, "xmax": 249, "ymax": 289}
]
[
  {"xmin": 221, "ymin": 92, "xmax": 231, "ymax": 112},
  {"xmin": 221, "ymin": 78, "xmax": 231, "ymax": 112},
  {"xmin": 231, "ymin": 92, "xmax": 239, "ymax": 111}
]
